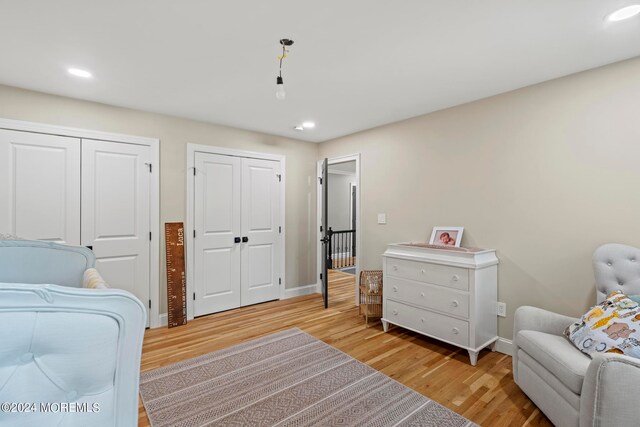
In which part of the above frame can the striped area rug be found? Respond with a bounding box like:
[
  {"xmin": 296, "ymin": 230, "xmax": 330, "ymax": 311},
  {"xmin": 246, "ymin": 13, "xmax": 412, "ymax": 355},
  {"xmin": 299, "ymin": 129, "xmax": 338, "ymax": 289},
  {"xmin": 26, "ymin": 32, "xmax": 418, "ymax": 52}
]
[{"xmin": 140, "ymin": 328, "xmax": 476, "ymax": 427}]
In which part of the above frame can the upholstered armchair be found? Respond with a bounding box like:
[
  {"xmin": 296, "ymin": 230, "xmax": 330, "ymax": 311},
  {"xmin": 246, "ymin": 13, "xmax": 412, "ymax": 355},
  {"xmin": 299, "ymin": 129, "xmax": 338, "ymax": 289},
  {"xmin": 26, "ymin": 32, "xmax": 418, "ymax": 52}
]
[
  {"xmin": 0, "ymin": 240, "xmax": 146, "ymax": 427},
  {"xmin": 513, "ymin": 243, "xmax": 640, "ymax": 427}
]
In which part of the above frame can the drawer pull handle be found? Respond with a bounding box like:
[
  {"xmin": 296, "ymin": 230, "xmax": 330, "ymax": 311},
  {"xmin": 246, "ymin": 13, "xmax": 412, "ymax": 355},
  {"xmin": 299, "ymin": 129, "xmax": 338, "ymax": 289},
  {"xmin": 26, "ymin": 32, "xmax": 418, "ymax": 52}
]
[
  {"xmin": 452, "ymin": 274, "xmax": 460, "ymax": 282},
  {"xmin": 452, "ymin": 328, "xmax": 460, "ymax": 335},
  {"xmin": 392, "ymin": 309, "xmax": 399, "ymax": 316},
  {"xmin": 393, "ymin": 286, "xmax": 398, "ymax": 292},
  {"xmin": 393, "ymin": 265, "xmax": 398, "ymax": 271},
  {"xmin": 451, "ymin": 300, "xmax": 459, "ymax": 308},
  {"xmin": 421, "ymin": 269, "xmax": 425, "ymax": 274},
  {"xmin": 420, "ymin": 292, "xmax": 425, "ymax": 298},
  {"xmin": 420, "ymin": 318, "xmax": 425, "ymax": 323}
]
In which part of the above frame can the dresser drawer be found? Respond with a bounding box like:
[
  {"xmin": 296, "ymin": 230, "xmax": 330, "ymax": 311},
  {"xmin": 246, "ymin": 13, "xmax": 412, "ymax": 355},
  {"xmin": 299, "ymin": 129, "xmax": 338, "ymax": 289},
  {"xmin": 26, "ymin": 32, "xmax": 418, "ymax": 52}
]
[
  {"xmin": 385, "ymin": 299, "xmax": 469, "ymax": 347},
  {"xmin": 385, "ymin": 258, "xmax": 469, "ymax": 291},
  {"xmin": 386, "ymin": 277, "xmax": 469, "ymax": 318}
]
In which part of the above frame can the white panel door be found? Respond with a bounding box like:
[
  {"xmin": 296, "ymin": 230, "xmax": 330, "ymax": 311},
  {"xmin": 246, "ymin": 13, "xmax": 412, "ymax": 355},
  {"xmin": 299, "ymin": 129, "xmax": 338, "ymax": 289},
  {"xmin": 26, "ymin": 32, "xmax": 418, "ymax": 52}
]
[
  {"xmin": 0, "ymin": 129, "xmax": 80, "ymax": 244},
  {"xmin": 194, "ymin": 152, "xmax": 241, "ymax": 316},
  {"xmin": 81, "ymin": 139, "xmax": 150, "ymax": 323},
  {"xmin": 240, "ymin": 158, "xmax": 281, "ymax": 306}
]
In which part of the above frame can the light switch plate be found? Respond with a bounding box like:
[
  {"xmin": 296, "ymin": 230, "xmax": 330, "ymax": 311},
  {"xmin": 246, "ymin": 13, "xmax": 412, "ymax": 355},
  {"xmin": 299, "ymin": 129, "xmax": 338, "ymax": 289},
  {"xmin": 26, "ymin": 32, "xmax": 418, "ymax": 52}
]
[
  {"xmin": 377, "ymin": 213, "xmax": 386, "ymax": 224},
  {"xmin": 497, "ymin": 302, "xmax": 506, "ymax": 317}
]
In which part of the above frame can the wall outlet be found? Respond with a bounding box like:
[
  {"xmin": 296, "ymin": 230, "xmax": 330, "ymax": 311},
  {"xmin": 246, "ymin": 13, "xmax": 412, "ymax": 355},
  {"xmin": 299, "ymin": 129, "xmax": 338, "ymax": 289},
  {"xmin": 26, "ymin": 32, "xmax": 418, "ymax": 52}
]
[
  {"xmin": 377, "ymin": 213, "xmax": 386, "ymax": 224},
  {"xmin": 497, "ymin": 302, "xmax": 507, "ymax": 318}
]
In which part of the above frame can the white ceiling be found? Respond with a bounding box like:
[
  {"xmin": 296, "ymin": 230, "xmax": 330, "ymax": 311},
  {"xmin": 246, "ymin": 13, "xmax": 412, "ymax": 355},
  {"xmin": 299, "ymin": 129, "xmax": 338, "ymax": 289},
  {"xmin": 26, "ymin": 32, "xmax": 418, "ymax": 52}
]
[{"xmin": 1, "ymin": 1, "xmax": 639, "ymax": 143}]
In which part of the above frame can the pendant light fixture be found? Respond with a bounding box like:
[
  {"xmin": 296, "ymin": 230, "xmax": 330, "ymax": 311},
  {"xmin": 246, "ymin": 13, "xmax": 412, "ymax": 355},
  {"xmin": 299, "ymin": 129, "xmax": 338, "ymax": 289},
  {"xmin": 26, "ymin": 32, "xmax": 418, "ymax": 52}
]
[{"xmin": 276, "ymin": 38, "xmax": 294, "ymax": 100}]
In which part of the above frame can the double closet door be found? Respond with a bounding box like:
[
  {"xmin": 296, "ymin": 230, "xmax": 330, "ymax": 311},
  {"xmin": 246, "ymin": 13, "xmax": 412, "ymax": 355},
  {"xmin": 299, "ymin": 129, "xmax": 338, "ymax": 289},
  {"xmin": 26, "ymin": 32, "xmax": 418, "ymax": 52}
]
[
  {"xmin": 193, "ymin": 152, "xmax": 281, "ymax": 316},
  {"xmin": 0, "ymin": 129, "xmax": 151, "ymax": 324}
]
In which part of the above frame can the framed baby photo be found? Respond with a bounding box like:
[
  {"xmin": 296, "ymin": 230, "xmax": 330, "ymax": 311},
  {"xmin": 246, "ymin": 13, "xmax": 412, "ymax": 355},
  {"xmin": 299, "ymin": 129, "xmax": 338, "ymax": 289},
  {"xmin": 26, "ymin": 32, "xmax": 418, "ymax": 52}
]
[{"xmin": 429, "ymin": 227, "xmax": 464, "ymax": 247}]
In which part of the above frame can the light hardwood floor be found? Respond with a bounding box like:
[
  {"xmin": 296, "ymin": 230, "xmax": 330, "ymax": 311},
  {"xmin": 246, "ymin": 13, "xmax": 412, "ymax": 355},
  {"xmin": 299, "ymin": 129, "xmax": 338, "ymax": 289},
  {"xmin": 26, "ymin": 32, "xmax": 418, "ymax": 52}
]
[{"xmin": 139, "ymin": 270, "xmax": 552, "ymax": 426}]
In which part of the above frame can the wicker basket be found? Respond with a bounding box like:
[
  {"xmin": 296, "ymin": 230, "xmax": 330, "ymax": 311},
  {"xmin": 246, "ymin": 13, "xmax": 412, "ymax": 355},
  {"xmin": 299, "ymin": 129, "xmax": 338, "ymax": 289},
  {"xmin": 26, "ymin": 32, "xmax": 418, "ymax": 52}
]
[{"xmin": 359, "ymin": 270, "xmax": 383, "ymax": 326}]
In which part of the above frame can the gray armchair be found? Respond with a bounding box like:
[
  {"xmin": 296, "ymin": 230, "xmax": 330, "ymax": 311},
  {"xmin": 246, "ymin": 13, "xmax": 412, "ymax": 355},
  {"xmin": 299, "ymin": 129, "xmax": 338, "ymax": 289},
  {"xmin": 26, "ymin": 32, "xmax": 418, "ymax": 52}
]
[{"xmin": 513, "ymin": 244, "xmax": 640, "ymax": 427}]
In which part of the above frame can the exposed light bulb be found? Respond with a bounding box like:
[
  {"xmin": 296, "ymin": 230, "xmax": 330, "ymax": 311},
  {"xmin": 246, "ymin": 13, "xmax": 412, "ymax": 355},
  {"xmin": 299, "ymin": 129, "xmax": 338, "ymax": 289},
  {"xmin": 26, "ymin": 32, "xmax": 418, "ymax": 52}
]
[
  {"xmin": 607, "ymin": 5, "xmax": 640, "ymax": 21},
  {"xmin": 276, "ymin": 76, "xmax": 286, "ymax": 100}
]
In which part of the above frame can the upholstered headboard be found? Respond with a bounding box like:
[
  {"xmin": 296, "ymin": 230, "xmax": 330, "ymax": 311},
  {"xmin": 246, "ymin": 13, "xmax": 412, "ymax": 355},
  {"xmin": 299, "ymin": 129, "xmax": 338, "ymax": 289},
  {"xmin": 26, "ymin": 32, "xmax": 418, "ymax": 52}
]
[
  {"xmin": 593, "ymin": 243, "xmax": 640, "ymax": 303},
  {"xmin": 0, "ymin": 240, "xmax": 95, "ymax": 287}
]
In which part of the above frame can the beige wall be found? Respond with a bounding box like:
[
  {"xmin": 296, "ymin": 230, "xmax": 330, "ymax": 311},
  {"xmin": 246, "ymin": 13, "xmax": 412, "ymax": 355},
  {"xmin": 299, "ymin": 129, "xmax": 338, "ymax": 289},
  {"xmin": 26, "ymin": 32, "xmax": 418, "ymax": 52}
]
[
  {"xmin": 0, "ymin": 84, "xmax": 319, "ymax": 314},
  {"xmin": 320, "ymin": 57, "xmax": 640, "ymax": 340}
]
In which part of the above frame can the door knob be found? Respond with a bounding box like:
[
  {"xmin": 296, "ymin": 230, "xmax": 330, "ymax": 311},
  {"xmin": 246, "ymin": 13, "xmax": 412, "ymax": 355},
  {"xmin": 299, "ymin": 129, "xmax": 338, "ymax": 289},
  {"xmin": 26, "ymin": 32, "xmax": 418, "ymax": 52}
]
[
  {"xmin": 234, "ymin": 237, "xmax": 241, "ymax": 243},
  {"xmin": 452, "ymin": 274, "xmax": 459, "ymax": 282},
  {"xmin": 451, "ymin": 300, "xmax": 459, "ymax": 308},
  {"xmin": 242, "ymin": 237, "xmax": 249, "ymax": 243},
  {"xmin": 452, "ymin": 328, "xmax": 460, "ymax": 335}
]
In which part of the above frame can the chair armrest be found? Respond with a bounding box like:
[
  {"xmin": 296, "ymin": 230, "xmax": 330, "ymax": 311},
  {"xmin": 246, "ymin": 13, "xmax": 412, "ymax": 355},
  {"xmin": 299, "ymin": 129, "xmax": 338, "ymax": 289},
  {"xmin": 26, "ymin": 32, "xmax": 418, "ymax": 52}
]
[
  {"xmin": 514, "ymin": 306, "xmax": 578, "ymax": 338},
  {"xmin": 580, "ymin": 354, "xmax": 640, "ymax": 427}
]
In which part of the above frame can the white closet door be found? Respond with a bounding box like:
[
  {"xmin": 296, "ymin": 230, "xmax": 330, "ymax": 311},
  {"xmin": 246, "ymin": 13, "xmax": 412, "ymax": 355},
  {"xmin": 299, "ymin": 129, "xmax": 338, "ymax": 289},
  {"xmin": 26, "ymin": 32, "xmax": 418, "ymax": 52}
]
[
  {"xmin": 0, "ymin": 129, "xmax": 80, "ymax": 244},
  {"xmin": 194, "ymin": 152, "xmax": 241, "ymax": 316},
  {"xmin": 240, "ymin": 158, "xmax": 281, "ymax": 306},
  {"xmin": 81, "ymin": 139, "xmax": 150, "ymax": 321}
]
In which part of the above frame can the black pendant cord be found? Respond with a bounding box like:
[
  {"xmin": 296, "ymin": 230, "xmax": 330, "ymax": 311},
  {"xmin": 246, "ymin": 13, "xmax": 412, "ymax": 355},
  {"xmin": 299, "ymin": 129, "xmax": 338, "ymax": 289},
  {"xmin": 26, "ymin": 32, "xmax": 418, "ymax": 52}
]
[{"xmin": 279, "ymin": 44, "xmax": 286, "ymax": 79}]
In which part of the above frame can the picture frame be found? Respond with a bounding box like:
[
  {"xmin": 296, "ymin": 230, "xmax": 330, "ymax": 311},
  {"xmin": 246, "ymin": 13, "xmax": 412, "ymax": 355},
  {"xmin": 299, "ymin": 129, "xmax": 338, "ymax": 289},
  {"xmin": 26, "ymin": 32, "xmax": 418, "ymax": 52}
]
[{"xmin": 429, "ymin": 227, "xmax": 464, "ymax": 247}]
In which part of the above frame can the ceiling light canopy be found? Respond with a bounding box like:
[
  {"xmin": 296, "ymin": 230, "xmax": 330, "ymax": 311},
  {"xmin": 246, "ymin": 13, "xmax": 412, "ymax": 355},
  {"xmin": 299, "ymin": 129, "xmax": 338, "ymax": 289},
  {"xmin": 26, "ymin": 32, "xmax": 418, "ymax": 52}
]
[
  {"xmin": 607, "ymin": 5, "xmax": 640, "ymax": 22},
  {"xmin": 67, "ymin": 68, "xmax": 92, "ymax": 78}
]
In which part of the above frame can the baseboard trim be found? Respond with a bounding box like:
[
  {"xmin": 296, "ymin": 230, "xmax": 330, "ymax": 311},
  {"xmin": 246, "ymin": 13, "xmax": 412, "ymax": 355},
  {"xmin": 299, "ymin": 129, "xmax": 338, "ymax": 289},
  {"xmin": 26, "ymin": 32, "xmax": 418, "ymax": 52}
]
[
  {"xmin": 495, "ymin": 337, "xmax": 514, "ymax": 356},
  {"xmin": 283, "ymin": 283, "xmax": 319, "ymax": 299},
  {"xmin": 158, "ymin": 313, "xmax": 168, "ymax": 327}
]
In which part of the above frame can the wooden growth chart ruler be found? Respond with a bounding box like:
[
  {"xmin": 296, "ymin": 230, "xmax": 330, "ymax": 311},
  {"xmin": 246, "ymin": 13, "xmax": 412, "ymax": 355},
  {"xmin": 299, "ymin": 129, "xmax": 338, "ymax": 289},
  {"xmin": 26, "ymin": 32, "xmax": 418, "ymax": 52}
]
[{"xmin": 165, "ymin": 222, "xmax": 187, "ymax": 327}]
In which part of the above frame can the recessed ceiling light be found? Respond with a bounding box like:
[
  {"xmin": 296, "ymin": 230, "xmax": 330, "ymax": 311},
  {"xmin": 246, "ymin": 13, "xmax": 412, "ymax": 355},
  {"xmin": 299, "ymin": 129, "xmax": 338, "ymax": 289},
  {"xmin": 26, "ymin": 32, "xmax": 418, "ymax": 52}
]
[
  {"xmin": 607, "ymin": 5, "xmax": 640, "ymax": 22},
  {"xmin": 67, "ymin": 68, "xmax": 92, "ymax": 78},
  {"xmin": 302, "ymin": 121, "xmax": 315, "ymax": 129}
]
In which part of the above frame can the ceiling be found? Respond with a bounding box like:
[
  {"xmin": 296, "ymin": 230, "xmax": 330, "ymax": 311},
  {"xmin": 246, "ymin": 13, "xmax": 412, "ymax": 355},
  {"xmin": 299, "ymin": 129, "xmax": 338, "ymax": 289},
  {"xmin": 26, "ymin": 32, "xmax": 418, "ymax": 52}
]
[{"xmin": 1, "ymin": 1, "xmax": 639, "ymax": 143}]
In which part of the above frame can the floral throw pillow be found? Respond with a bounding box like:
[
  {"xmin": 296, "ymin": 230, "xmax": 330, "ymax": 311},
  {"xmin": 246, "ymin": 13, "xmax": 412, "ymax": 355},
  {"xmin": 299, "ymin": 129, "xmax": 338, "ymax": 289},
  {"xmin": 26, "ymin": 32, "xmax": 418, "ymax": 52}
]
[{"xmin": 565, "ymin": 291, "xmax": 640, "ymax": 359}]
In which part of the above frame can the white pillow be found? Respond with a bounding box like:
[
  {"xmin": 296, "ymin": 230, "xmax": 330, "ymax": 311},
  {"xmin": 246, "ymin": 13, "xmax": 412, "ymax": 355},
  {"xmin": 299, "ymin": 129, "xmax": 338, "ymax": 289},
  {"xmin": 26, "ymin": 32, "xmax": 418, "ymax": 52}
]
[{"xmin": 82, "ymin": 268, "xmax": 110, "ymax": 289}]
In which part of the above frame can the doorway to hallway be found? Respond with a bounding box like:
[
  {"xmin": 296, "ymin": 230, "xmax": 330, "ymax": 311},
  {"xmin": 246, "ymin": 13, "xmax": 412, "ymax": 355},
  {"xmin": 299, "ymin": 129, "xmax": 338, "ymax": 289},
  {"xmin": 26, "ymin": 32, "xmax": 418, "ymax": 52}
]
[{"xmin": 317, "ymin": 154, "xmax": 360, "ymax": 308}]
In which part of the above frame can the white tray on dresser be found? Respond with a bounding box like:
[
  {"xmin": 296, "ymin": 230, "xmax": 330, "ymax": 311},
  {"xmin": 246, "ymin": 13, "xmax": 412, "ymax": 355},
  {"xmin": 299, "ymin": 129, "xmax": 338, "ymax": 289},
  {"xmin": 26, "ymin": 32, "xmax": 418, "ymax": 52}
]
[{"xmin": 382, "ymin": 243, "xmax": 499, "ymax": 366}]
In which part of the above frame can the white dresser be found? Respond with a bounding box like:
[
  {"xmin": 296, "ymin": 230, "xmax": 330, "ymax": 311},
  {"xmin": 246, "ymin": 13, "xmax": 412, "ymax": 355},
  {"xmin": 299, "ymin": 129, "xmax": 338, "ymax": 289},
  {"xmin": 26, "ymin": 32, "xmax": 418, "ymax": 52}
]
[{"xmin": 382, "ymin": 243, "xmax": 498, "ymax": 365}]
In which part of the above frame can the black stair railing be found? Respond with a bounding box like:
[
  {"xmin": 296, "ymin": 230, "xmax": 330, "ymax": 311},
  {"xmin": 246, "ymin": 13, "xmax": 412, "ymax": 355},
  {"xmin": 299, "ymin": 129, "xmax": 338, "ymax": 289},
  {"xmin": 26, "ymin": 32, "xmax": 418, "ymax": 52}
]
[{"xmin": 327, "ymin": 227, "xmax": 356, "ymax": 269}]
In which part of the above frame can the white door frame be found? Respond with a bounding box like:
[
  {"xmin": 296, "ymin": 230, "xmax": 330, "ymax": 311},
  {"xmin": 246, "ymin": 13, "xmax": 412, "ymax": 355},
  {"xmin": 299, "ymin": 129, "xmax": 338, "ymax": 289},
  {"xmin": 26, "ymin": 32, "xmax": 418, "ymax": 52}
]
[
  {"xmin": 185, "ymin": 143, "xmax": 286, "ymax": 321},
  {"xmin": 316, "ymin": 153, "xmax": 361, "ymax": 305},
  {"xmin": 0, "ymin": 117, "xmax": 161, "ymax": 327}
]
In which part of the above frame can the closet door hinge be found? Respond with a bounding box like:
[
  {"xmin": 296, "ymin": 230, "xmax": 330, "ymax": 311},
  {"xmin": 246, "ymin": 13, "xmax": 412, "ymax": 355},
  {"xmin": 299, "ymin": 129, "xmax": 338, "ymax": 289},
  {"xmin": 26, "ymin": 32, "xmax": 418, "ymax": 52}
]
[
  {"xmin": 276, "ymin": 174, "xmax": 281, "ymax": 182},
  {"xmin": 279, "ymin": 226, "xmax": 282, "ymax": 234},
  {"xmin": 149, "ymin": 231, "xmax": 152, "ymax": 241},
  {"xmin": 318, "ymin": 177, "xmax": 323, "ymax": 185},
  {"xmin": 147, "ymin": 163, "xmax": 152, "ymax": 173},
  {"xmin": 279, "ymin": 278, "xmax": 282, "ymax": 285},
  {"xmin": 148, "ymin": 299, "xmax": 151, "ymax": 309},
  {"xmin": 193, "ymin": 292, "xmax": 196, "ymax": 301},
  {"xmin": 193, "ymin": 168, "xmax": 196, "ymax": 176},
  {"xmin": 193, "ymin": 230, "xmax": 196, "ymax": 238}
]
